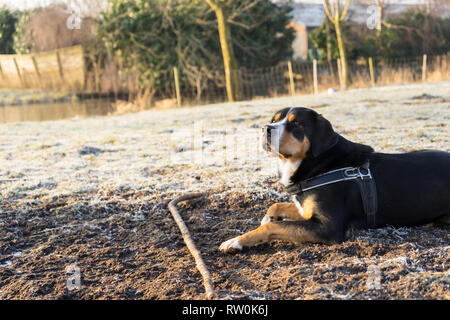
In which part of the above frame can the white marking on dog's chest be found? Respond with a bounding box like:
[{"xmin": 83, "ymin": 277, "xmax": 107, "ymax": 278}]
[
  {"xmin": 278, "ymin": 158, "xmax": 302, "ymax": 186},
  {"xmin": 292, "ymin": 195, "xmax": 305, "ymax": 217}
]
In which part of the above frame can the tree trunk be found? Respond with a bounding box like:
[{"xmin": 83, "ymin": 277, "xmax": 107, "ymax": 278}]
[
  {"xmin": 211, "ymin": 4, "xmax": 242, "ymax": 102},
  {"xmin": 377, "ymin": 4, "xmax": 383, "ymax": 34},
  {"xmin": 325, "ymin": 19, "xmax": 334, "ymax": 77},
  {"xmin": 323, "ymin": 0, "xmax": 351, "ymax": 89},
  {"xmin": 334, "ymin": 19, "xmax": 348, "ymax": 89},
  {"xmin": 426, "ymin": 0, "xmax": 431, "ymax": 14}
]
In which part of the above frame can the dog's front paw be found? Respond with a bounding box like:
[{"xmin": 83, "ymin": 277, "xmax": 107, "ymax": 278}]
[{"xmin": 219, "ymin": 236, "xmax": 243, "ymax": 253}]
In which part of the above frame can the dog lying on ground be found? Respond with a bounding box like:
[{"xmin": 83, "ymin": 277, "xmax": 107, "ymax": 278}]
[{"xmin": 220, "ymin": 107, "xmax": 450, "ymax": 253}]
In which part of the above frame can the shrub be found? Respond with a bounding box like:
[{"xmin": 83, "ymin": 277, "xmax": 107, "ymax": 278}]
[
  {"xmin": 96, "ymin": 0, "xmax": 295, "ymax": 95},
  {"xmin": 0, "ymin": 7, "xmax": 18, "ymax": 54}
]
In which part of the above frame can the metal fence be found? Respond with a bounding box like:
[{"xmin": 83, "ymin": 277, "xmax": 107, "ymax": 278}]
[
  {"xmin": 0, "ymin": 46, "xmax": 449, "ymax": 108},
  {"xmin": 169, "ymin": 53, "xmax": 449, "ymax": 106}
]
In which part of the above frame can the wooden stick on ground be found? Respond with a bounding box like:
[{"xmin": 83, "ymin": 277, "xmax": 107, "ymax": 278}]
[{"xmin": 168, "ymin": 192, "xmax": 215, "ymax": 299}]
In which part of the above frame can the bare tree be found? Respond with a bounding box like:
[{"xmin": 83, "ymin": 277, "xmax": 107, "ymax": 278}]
[
  {"xmin": 375, "ymin": 0, "xmax": 384, "ymax": 33},
  {"xmin": 324, "ymin": 18, "xmax": 334, "ymax": 77},
  {"xmin": 24, "ymin": 3, "xmax": 96, "ymax": 52},
  {"xmin": 425, "ymin": 0, "xmax": 432, "ymax": 14},
  {"xmin": 439, "ymin": 0, "xmax": 450, "ymax": 12},
  {"xmin": 323, "ymin": 0, "xmax": 352, "ymax": 89},
  {"xmin": 206, "ymin": 0, "xmax": 242, "ymax": 102},
  {"xmin": 66, "ymin": 0, "xmax": 108, "ymax": 18}
]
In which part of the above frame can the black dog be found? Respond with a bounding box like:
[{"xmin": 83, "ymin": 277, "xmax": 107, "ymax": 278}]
[{"xmin": 219, "ymin": 107, "xmax": 449, "ymax": 252}]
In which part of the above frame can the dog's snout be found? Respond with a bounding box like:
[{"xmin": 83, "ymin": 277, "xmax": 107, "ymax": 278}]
[
  {"xmin": 263, "ymin": 124, "xmax": 276, "ymax": 137},
  {"xmin": 262, "ymin": 124, "xmax": 280, "ymax": 152}
]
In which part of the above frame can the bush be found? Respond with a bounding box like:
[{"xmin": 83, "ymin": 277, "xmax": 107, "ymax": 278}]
[
  {"xmin": 12, "ymin": 4, "xmax": 96, "ymax": 53},
  {"xmin": 96, "ymin": 0, "xmax": 295, "ymax": 95},
  {"xmin": 377, "ymin": 10, "xmax": 450, "ymax": 59},
  {"xmin": 309, "ymin": 9, "xmax": 450, "ymax": 62},
  {"xmin": 0, "ymin": 7, "xmax": 18, "ymax": 54},
  {"xmin": 12, "ymin": 10, "xmax": 31, "ymax": 54}
]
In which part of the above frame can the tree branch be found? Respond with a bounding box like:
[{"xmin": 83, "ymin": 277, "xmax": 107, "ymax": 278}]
[
  {"xmin": 323, "ymin": 0, "xmax": 336, "ymax": 24},
  {"xmin": 168, "ymin": 193, "xmax": 215, "ymax": 300},
  {"xmin": 340, "ymin": 0, "xmax": 352, "ymax": 22}
]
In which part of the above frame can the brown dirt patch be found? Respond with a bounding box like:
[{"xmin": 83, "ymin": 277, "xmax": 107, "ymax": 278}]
[{"xmin": 1, "ymin": 188, "xmax": 448, "ymax": 299}]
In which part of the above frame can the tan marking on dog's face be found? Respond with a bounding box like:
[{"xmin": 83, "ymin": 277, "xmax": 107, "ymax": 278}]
[
  {"xmin": 287, "ymin": 113, "xmax": 295, "ymax": 122},
  {"xmin": 273, "ymin": 113, "xmax": 281, "ymax": 122},
  {"xmin": 279, "ymin": 133, "xmax": 310, "ymax": 161}
]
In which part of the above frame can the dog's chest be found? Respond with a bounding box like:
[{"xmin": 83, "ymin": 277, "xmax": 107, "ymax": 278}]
[
  {"xmin": 292, "ymin": 195, "xmax": 304, "ymax": 216},
  {"xmin": 292, "ymin": 194, "xmax": 316, "ymax": 220},
  {"xmin": 278, "ymin": 158, "xmax": 302, "ymax": 186}
]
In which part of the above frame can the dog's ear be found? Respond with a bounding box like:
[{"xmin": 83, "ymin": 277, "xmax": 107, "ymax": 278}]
[{"xmin": 310, "ymin": 113, "xmax": 338, "ymax": 157}]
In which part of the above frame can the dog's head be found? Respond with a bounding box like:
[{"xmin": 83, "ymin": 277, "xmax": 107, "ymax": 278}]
[{"xmin": 262, "ymin": 107, "xmax": 338, "ymax": 161}]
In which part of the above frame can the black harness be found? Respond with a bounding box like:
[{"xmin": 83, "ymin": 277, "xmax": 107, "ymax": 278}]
[{"xmin": 286, "ymin": 161, "xmax": 378, "ymax": 228}]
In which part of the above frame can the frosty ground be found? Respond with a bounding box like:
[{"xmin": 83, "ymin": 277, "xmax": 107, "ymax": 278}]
[{"xmin": 0, "ymin": 82, "xmax": 449, "ymax": 299}]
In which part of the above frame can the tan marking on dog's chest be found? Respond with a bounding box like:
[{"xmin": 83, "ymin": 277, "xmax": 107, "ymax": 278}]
[
  {"xmin": 302, "ymin": 195, "xmax": 316, "ymax": 220},
  {"xmin": 294, "ymin": 195, "xmax": 316, "ymax": 220}
]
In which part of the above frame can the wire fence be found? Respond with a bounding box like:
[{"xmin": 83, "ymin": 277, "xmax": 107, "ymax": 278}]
[
  {"xmin": 1, "ymin": 47, "xmax": 449, "ymax": 110},
  {"xmin": 149, "ymin": 52, "xmax": 450, "ymax": 107},
  {"xmin": 170, "ymin": 53, "xmax": 450, "ymax": 107}
]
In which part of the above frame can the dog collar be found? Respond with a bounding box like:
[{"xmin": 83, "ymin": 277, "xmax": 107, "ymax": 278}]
[{"xmin": 286, "ymin": 161, "xmax": 378, "ymax": 228}]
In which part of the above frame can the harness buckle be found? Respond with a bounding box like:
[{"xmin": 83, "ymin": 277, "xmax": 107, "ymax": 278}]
[
  {"xmin": 344, "ymin": 167, "xmax": 372, "ymax": 180},
  {"xmin": 357, "ymin": 167, "xmax": 372, "ymax": 180},
  {"xmin": 344, "ymin": 168, "xmax": 359, "ymax": 178}
]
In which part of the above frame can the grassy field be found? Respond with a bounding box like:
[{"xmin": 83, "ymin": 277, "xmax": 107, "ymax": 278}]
[{"xmin": 0, "ymin": 81, "xmax": 449, "ymax": 299}]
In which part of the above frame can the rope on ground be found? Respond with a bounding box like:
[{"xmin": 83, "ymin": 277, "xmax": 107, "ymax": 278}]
[{"xmin": 168, "ymin": 192, "xmax": 215, "ymax": 299}]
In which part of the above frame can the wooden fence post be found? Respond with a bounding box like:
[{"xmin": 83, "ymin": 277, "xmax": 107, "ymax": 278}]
[
  {"xmin": 173, "ymin": 66, "xmax": 182, "ymax": 107},
  {"xmin": 56, "ymin": 50, "xmax": 65, "ymax": 83},
  {"xmin": 31, "ymin": 55, "xmax": 41, "ymax": 82},
  {"xmin": 313, "ymin": 59, "xmax": 318, "ymax": 95},
  {"xmin": 444, "ymin": 53, "xmax": 449, "ymax": 78},
  {"xmin": 287, "ymin": 60, "xmax": 296, "ymax": 96},
  {"xmin": 12, "ymin": 57, "xmax": 24, "ymax": 87},
  {"xmin": 422, "ymin": 54, "xmax": 427, "ymax": 83},
  {"xmin": 368, "ymin": 57, "xmax": 375, "ymax": 87},
  {"xmin": 0, "ymin": 62, "xmax": 4, "ymax": 80}
]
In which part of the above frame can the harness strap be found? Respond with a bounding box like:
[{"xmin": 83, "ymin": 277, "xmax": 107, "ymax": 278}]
[
  {"xmin": 286, "ymin": 162, "xmax": 378, "ymax": 228},
  {"xmin": 354, "ymin": 174, "xmax": 377, "ymax": 227}
]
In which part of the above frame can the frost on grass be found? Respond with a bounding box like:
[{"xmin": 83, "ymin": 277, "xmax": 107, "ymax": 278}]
[{"xmin": 0, "ymin": 82, "xmax": 449, "ymax": 299}]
